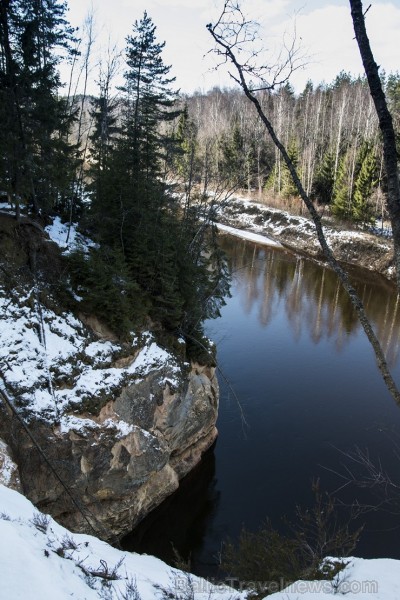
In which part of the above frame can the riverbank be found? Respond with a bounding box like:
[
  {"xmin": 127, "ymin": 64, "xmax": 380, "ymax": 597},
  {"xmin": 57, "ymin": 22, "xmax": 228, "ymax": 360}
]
[{"xmin": 214, "ymin": 195, "xmax": 395, "ymax": 283}]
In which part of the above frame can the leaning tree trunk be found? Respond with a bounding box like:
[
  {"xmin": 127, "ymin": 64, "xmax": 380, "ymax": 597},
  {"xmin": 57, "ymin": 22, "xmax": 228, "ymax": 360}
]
[
  {"xmin": 207, "ymin": 8, "xmax": 400, "ymax": 404},
  {"xmin": 350, "ymin": 0, "xmax": 400, "ymax": 290}
]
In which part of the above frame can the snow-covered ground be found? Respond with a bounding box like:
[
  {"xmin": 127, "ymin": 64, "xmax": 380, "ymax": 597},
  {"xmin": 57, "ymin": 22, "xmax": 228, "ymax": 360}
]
[
  {"xmin": 212, "ymin": 193, "xmax": 395, "ymax": 279},
  {"xmin": 1, "ymin": 482, "xmax": 400, "ymax": 600},
  {"xmin": 0, "ymin": 214, "xmax": 182, "ymax": 428},
  {"xmin": 216, "ymin": 222, "xmax": 283, "ymax": 248},
  {"xmin": 45, "ymin": 216, "xmax": 97, "ymax": 255},
  {"xmin": 0, "ymin": 283, "xmax": 180, "ymax": 428},
  {"xmin": 0, "ymin": 484, "xmax": 243, "ymax": 600}
]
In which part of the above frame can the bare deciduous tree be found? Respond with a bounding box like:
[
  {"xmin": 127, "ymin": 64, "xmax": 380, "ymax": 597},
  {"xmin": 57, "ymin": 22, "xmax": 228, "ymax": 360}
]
[{"xmin": 207, "ymin": 0, "xmax": 400, "ymax": 403}]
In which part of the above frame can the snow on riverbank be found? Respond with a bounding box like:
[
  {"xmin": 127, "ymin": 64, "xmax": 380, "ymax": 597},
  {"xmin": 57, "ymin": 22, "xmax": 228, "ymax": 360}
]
[
  {"xmin": 213, "ymin": 194, "xmax": 394, "ymax": 280},
  {"xmin": 216, "ymin": 222, "xmax": 283, "ymax": 248},
  {"xmin": 0, "ymin": 482, "xmax": 400, "ymax": 600}
]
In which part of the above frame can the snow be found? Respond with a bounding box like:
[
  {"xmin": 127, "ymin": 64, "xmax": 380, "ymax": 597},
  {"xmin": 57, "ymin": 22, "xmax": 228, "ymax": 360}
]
[
  {"xmin": 215, "ymin": 194, "xmax": 392, "ymax": 254},
  {"xmin": 0, "ymin": 278, "xmax": 180, "ymax": 426},
  {"xmin": 0, "ymin": 484, "xmax": 243, "ymax": 600},
  {"xmin": 216, "ymin": 222, "xmax": 283, "ymax": 248},
  {"xmin": 1, "ymin": 483, "xmax": 400, "ymax": 600},
  {"xmin": 267, "ymin": 557, "xmax": 400, "ymax": 599},
  {"xmin": 0, "ymin": 441, "xmax": 18, "ymax": 487},
  {"xmin": 45, "ymin": 216, "xmax": 97, "ymax": 255}
]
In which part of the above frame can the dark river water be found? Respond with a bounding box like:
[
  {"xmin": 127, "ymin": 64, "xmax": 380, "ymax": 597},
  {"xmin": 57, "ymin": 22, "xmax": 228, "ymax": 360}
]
[{"xmin": 122, "ymin": 235, "xmax": 400, "ymax": 577}]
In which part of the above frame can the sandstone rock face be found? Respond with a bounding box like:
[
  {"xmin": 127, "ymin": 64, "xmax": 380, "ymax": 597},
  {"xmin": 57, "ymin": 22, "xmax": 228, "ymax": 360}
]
[{"xmin": 1, "ymin": 361, "xmax": 218, "ymax": 541}]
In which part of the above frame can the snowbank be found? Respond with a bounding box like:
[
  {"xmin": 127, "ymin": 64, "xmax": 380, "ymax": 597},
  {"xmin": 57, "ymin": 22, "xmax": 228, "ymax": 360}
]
[
  {"xmin": 216, "ymin": 222, "xmax": 283, "ymax": 248},
  {"xmin": 0, "ymin": 484, "xmax": 241, "ymax": 600},
  {"xmin": 214, "ymin": 195, "xmax": 394, "ymax": 280},
  {"xmin": 267, "ymin": 557, "xmax": 400, "ymax": 598}
]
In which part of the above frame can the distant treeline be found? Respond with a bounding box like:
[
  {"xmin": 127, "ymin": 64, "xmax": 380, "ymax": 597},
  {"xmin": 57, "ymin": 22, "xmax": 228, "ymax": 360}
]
[{"xmin": 175, "ymin": 73, "xmax": 400, "ymax": 224}]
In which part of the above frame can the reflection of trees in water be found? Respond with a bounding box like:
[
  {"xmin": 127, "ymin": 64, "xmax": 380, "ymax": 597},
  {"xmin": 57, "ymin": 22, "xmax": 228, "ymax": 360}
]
[{"xmin": 221, "ymin": 236, "xmax": 400, "ymax": 365}]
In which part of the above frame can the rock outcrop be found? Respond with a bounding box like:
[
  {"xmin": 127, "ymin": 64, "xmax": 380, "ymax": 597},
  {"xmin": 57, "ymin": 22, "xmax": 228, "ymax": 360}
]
[{"xmin": 0, "ymin": 356, "xmax": 218, "ymax": 541}]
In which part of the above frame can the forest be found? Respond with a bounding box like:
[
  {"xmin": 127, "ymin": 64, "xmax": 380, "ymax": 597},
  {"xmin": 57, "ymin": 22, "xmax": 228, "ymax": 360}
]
[
  {"xmin": 1, "ymin": 0, "xmax": 400, "ymax": 342},
  {"xmin": 178, "ymin": 72, "xmax": 400, "ymax": 225}
]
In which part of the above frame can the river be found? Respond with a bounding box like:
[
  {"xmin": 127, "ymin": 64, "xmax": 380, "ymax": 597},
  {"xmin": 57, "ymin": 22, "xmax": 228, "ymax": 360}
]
[{"xmin": 122, "ymin": 234, "xmax": 400, "ymax": 577}]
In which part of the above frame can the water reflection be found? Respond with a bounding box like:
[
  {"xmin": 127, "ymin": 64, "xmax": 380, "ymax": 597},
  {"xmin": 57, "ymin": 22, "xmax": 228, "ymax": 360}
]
[
  {"xmin": 222, "ymin": 236, "xmax": 400, "ymax": 365},
  {"xmin": 122, "ymin": 235, "xmax": 400, "ymax": 576},
  {"xmin": 121, "ymin": 447, "xmax": 220, "ymax": 577}
]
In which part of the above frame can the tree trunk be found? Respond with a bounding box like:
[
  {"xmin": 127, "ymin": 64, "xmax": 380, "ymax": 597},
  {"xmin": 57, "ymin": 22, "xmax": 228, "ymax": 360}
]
[{"xmin": 349, "ymin": 0, "xmax": 400, "ymax": 289}]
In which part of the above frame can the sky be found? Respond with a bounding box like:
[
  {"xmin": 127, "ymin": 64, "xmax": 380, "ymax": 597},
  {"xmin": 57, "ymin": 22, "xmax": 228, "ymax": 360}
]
[{"xmin": 63, "ymin": 0, "xmax": 400, "ymax": 95}]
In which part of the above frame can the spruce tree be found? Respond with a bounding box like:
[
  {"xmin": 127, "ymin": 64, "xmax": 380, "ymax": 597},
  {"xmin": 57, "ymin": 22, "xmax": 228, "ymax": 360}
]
[
  {"xmin": 313, "ymin": 150, "xmax": 335, "ymax": 205},
  {"xmin": 331, "ymin": 150, "xmax": 352, "ymax": 219},
  {"xmin": 220, "ymin": 122, "xmax": 248, "ymax": 184},
  {"xmin": 281, "ymin": 140, "xmax": 301, "ymax": 198},
  {"xmin": 352, "ymin": 144, "xmax": 377, "ymax": 225}
]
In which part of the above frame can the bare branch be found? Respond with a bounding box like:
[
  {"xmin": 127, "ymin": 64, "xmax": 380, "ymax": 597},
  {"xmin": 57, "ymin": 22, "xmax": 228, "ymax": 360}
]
[
  {"xmin": 207, "ymin": 0, "xmax": 306, "ymax": 92},
  {"xmin": 328, "ymin": 445, "xmax": 400, "ymax": 516}
]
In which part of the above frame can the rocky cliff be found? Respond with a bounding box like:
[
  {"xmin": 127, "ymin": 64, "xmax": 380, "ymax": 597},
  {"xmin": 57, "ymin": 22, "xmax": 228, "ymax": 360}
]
[
  {"xmin": 0, "ymin": 213, "xmax": 219, "ymax": 541},
  {"xmin": 1, "ymin": 357, "xmax": 218, "ymax": 541}
]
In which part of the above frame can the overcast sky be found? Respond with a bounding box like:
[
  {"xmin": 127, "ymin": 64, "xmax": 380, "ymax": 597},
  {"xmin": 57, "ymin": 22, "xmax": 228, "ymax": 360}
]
[{"xmin": 64, "ymin": 0, "xmax": 400, "ymax": 94}]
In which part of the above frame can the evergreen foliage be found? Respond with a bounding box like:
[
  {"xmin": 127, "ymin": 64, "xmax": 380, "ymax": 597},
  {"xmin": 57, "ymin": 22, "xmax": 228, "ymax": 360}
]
[
  {"xmin": 281, "ymin": 139, "xmax": 301, "ymax": 198},
  {"xmin": 86, "ymin": 12, "xmax": 229, "ymax": 342},
  {"xmin": 67, "ymin": 247, "xmax": 148, "ymax": 337},
  {"xmin": 312, "ymin": 151, "xmax": 335, "ymax": 204},
  {"xmin": 352, "ymin": 143, "xmax": 377, "ymax": 225},
  {"xmin": 220, "ymin": 122, "xmax": 248, "ymax": 184},
  {"xmin": 0, "ymin": 0, "xmax": 77, "ymax": 217},
  {"xmin": 331, "ymin": 151, "xmax": 352, "ymax": 219}
]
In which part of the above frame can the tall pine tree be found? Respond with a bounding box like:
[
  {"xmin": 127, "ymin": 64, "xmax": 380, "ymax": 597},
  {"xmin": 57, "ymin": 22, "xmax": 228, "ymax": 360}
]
[{"xmin": 352, "ymin": 143, "xmax": 377, "ymax": 225}]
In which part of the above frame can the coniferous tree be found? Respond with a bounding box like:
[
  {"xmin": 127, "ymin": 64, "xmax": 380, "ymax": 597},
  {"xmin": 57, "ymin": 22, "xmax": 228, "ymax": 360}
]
[
  {"xmin": 0, "ymin": 0, "xmax": 77, "ymax": 217},
  {"xmin": 220, "ymin": 122, "xmax": 248, "ymax": 185},
  {"xmin": 352, "ymin": 143, "xmax": 377, "ymax": 225},
  {"xmin": 331, "ymin": 150, "xmax": 353, "ymax": 219},
  {"xmin": 86, "ymin": 12, "xmax": 229, "ymax": 339},
  {"xmin": 281, "ymin": 140, "xmax": 301, "ymax": 198},
  {"xmin": 312, "ymin": 150, "xmax": 335, "ymax": 205}
]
